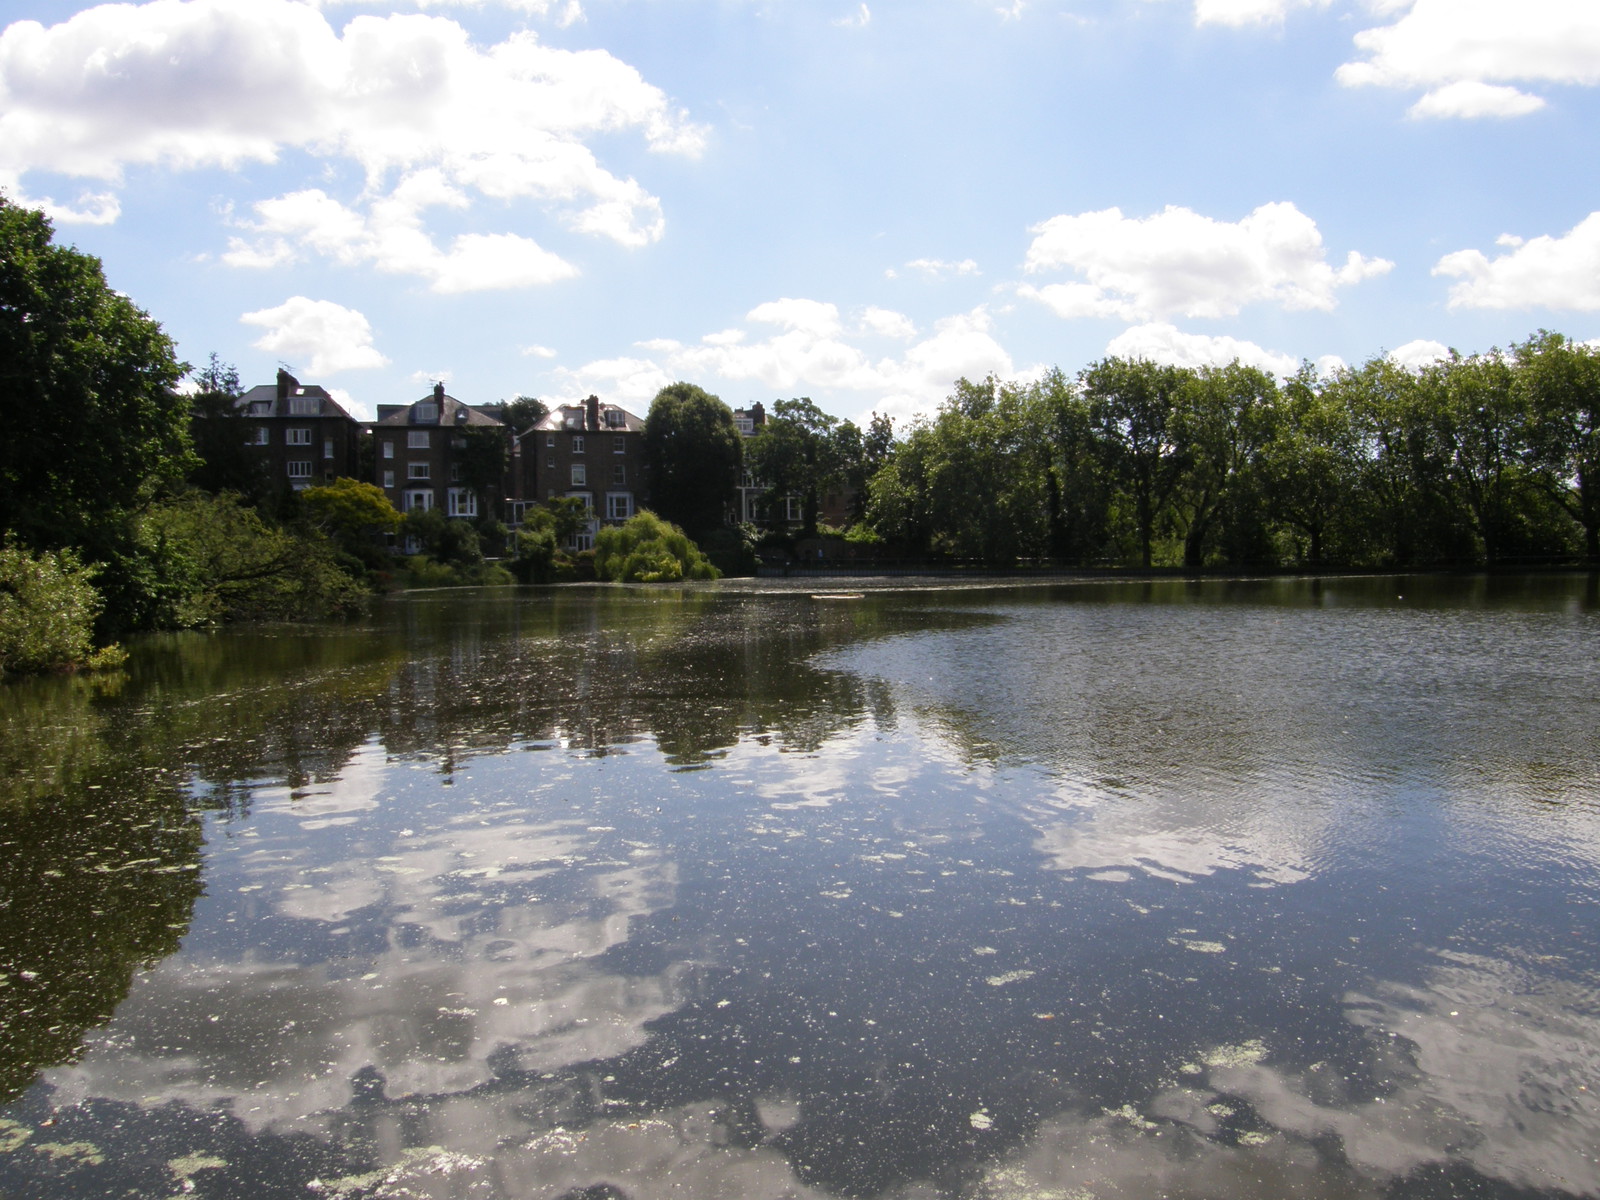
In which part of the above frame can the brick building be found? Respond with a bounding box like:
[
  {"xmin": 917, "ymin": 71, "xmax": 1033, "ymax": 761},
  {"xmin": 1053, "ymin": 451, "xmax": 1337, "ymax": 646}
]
[
  {"xmin": 372, "ymin": 383, "xmax": 510, "ymax": 518},
  {"xmin": 517, "ymin": 395, "xmax": 645, "ymax": 548},
  {"xmin": 235, "ymin": 369, "xmax": 362, "ymax": 491}
]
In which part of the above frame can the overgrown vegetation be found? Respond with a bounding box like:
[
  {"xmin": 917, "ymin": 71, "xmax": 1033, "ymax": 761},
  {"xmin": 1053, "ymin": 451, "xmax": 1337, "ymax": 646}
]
[
  {"xmin": 594, "ymin": 511, "xmax": 720, "ymax": 582},
  {"xmin": 864, "ymin": 336, "xmax": 1600, "ymax": 569},
  {"xmin": 0, "ymin": 542, "xmax": 124, "ymax": 675}
]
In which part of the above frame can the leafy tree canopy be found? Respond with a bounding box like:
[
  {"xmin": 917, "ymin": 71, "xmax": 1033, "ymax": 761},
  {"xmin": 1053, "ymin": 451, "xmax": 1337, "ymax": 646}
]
[
  {"xmin": 745, "ymin": 397, "xmax": 861, "ymax": 537},
  {"xmin": 643, "ymin": 382, "xmax": 742, "ymax": 537},
  {"xmin": 0, "ymin": 196, "xmax": 191, "ymax": 552},
  {"xmin": 500, "ymin": 396, "xmax": 549, "ymax": 432},
  {"xmin": 594, "ymin": 511, "xmax": 719, "ymax": 582},
  {"xmin": 301, "ymin": 478, "xmax": 402, "ymax": 551}
]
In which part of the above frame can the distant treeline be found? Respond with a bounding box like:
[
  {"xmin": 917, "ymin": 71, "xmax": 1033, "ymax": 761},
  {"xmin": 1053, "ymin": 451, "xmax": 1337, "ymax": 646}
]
[{"xmin": 863, "ymin": 331, "xmax": 1599, "ymax": 569}]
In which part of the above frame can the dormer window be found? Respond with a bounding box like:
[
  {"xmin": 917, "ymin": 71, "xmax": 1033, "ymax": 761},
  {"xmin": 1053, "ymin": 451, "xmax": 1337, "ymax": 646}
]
[
  {"xmin": 249, "ymin": 401, "xmax": 272, "ymax": 417},
  {"xmin": 288, "ymin": 396, "xmax": 320, "ymax": 416},
  {"xmin": 414, "ymin": 402, "xmax": 439, "ymax": 425}
]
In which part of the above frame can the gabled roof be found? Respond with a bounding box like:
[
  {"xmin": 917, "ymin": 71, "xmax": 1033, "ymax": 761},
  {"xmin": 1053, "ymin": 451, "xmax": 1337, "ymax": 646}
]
[
  {"xmin": 528, "ymin": 401, "xmax": 644, "ymax": 436},
  {"xmin": 236, "ymin": 381, "xmax": 357, "ymax": 422},
  {"xmin": 372, "ymin": 386, "xmax": 506, "ymax": 429}
]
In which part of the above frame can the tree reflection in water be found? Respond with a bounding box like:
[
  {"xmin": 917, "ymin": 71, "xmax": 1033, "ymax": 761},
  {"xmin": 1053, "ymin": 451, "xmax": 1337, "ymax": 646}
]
[{"xmin": 0, "ymin": 578, "xmax": 1596, "ymax": 1200}]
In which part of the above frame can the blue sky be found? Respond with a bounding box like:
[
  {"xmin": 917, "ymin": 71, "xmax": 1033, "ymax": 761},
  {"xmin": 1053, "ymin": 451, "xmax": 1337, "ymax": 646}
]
[{"xmin": 3, "ymin": 0, "xmax": 1598, "ymax": 423}]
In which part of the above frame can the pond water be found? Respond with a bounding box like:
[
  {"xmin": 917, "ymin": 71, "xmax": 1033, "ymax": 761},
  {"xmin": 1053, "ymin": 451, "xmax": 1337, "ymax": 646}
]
[{"xmin": 2, "ymin": 576, "xmax": 1599, "ymax": 1199}]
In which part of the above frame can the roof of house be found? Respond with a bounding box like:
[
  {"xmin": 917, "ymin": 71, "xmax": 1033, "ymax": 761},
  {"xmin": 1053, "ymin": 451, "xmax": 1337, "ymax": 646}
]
[
  {"xmin": 372, "ymin": 384, "xmax": 505, "ymax": 429},
  {"xmin": 236, "ymin": 379, "xmax": 357, "ymax": 421},
  {"xmin": 528, "ymin": 399, "xmax": 644, "ymax": 436}
]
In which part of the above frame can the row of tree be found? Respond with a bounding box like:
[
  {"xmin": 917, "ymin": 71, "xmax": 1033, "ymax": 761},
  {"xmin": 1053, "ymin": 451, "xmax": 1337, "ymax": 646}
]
[
  {"xmin": 865, "ymin": 339, "xmax": 1598, "ymax": 568},
  {"xmin": 648, "ymin": 336, "xmax": 1598, "ymax": 571}
]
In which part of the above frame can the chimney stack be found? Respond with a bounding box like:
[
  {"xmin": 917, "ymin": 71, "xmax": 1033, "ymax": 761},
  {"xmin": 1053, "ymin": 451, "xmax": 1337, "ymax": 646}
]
[{"xmin": 587, "ymin": 393, "xmax": 601, "ymax": 432}]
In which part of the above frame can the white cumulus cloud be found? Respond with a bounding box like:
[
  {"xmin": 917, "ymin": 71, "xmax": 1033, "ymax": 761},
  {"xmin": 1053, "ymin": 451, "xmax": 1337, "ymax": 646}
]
[
  {"xmin": 319, "ymin": 0, "xmax": 584, "ymax": 21},
  {"xmin": 1191, "ymin": 0, "xmax": 1331, "ymax": 28},
  {"xmin": 1103, "ymin": 323, "xmax": 1299, "ymax": 376},
  {"xmin": 1406, "ymin": 80, "xmax": 1546, "ymax": 119},
  {"xmin": 1336, "ymin": 0, "xmax": 1600, "ymax": 118},
  {"xmin": 556, "ymin": 301, "xmax": 1020, "ymax": 422},
  {"xmin": 1387, "ymin": 339, "xmax": 1450, "ymax": 369},
  {"xmin": 0, "ymin": 0, "xmax": 700, "ymax": 274},
  {"xmin": 834, "ymin": 4, "xmax": 871, "ymax": 29},
  {"xmin": 891, "ymin": 257, "xmax": 981, "ymax": 280},
  {"xmin": 223, "ymin": 174, "xmax": 579, "ymax": 292},
  {"xmin": 240, "ymin": 296, "xmax": 390, "ymax": 376},
  {"xmin": 1434, "ymin": 213, "xmax": 1600, "ymax": 311},
  {"xmin": 1022, "ymin": 202, "xmax": 1391, "ymax": 321}
]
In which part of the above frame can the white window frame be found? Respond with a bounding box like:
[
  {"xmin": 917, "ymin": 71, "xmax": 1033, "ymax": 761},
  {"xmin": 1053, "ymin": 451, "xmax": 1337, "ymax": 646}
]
[
  {"xmin": 403, "ymin": 489, "xmax": 434, "ymax": 512},
  {"xmin": 286, "ymin": 427, "xmax": 312, "ymax": 446},
  {"xmin": 571, "ymin": 435, "xmax": 585, "ymax": 455},
  {"xmin": 414, "ymin": 402, "xmax": 439, "ymax": 424},
  {"xmin": 288, "ymin": 396, "xmax": 320, "ymax": 416},
  {"xmin": 323, "ymin": 438, "xmax": 335, "ymax": 460},
  {"xmin": 287, "ymin": 460, "xmax": 313, "ymax": 479},
  {"xmin": 447, "ymin": 487, "xmax": 478, "ymax": 518},
  {"xmin": 605, "ymin": 492, "xmax": 633, "ymax": 521},
  {"xmin": 382, "ymin": 470, "xmax": 395, "ymax": 489},
  {"xmin": 613, "ymin": 435, "xmax": 626, "ymax": 454},
  {"xmin": 382, "ymin": 441, "xmax": 395, "ymax": 459},
  {"xmin": 250, "ymin": 427, "xmax": 269, "ymax": 446},
  {"xmin": 407, "ymin": 462, "xmax": 431, "ymax": 480},
  {"xmin": 570, "ymin": 463, "xmax": 587, "ymax": 486},
  {"xmin": 408, "ymin": 431, "xmax": 430, "ymax": 449}
]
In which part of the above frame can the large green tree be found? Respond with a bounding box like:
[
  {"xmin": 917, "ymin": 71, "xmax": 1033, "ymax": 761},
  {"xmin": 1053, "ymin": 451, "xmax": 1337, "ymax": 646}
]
[
  {"xmin": 1079, "ymin": 357, "xmax": 1188, "ymax": 568},
  {"xmin": 1516, "ymin": 330, "xmax": 1600, "ymax": 561},
  {"xmin": 745, "ymin": 397, "xmax": 856, "ymax": 537},
  {"xmin": 867, "ymin": 377, "xmax": 1049, "ymax": 564},
  {"xmin": 187, "ymin": 353, "xmax": 273, "ymax": 506},
  {"xmin": 1259, "ymin": 364, "xmax": 1365, "ymax": 565},
  {"xmin": 0, "ymin": 196, "xmax": 191, "ymax": 553},
  {"xmin": 643, "ymin": 382, "xmax": 742, "ymax": 536}
]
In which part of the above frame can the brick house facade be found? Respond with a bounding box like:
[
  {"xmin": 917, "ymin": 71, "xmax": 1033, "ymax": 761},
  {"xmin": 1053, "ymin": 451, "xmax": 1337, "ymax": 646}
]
[
  {"xmin": 372, "ymin": 383, "xmax": 510, "ymax": 519},
  {"xmin": 236, "ymin": 369, "xmax": 362, "ymax": 491},
  {"xmin": 516, "ymin": 395, "xmax": 645, "ymax": 547}
]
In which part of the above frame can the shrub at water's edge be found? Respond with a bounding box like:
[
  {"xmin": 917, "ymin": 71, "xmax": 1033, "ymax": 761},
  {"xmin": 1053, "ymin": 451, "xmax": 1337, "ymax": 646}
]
[
  {"xmin": 0, "ymin": 542, "xmax": 126, "ymax": 675},
  {"xmin": 594, "ymin": 511, "xmax": 720, "ymax": 582}
]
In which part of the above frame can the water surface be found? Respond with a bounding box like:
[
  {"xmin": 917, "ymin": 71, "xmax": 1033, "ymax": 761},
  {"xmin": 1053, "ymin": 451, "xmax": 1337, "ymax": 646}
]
[{"xmin": 2, "ymin": 576, "xmax": 1598, "ymax": 1199}]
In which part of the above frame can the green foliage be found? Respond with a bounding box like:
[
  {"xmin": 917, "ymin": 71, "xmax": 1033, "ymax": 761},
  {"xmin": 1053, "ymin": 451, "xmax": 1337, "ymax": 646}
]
[
  {"xmin": 1515, "ymin": 330, "xmax": 1600, "ymax": 560},
  {"xmin": 456, "ymin": 426, "xmax": 510, "ymax": 518},
  {"xmin": 746, "ymin": 397, "xmax": 862, "ymax": 537},
  {"xmin": 500, "ymin": 396, "xmax": 549, "ymax": 432},
  {"xmin": 867, "ymin": 376, "xmax": 1052, "ymax": 564},
  {"xmin": 136, "ymin": 493, "xmax": 365, "ymax": 625},
  {"xmin": 403, "ymin": 507, "xmax": 483, "ymax": 567},
  {"xmin": 594, "ymin": 511, "xmax": 720, "ymax": 582},
  {"xmin": 643, "ymin": 383, "xmax": 742, "ymax": 537},
  {"xmin": 302, "ymin": 478, "xmax": 402, "ymax": 555},
  {"xmin": 510, "ymin": 523, "xmax": 559, "ymax": 583},
  {"xmin": 0, "ymin": 541, "xmax": 114, "ymax": 675},
  {"xmin": 186, "ymin": 353, "xmax": 273, "ymax": 504},
  {"xmin": 0, "ymin": 197, "xmax": 192, "ymax": 556},
  {"xmin": 508, "ymin": 498, "xmax": 596, "ymax": 583},
  {"xmin": 860, "ymin": 339, "xmax": 1599, "ymax": 570},
  {"xmin": 696, "ymin": 523, "xmax": 760, "ymax": 576}
]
